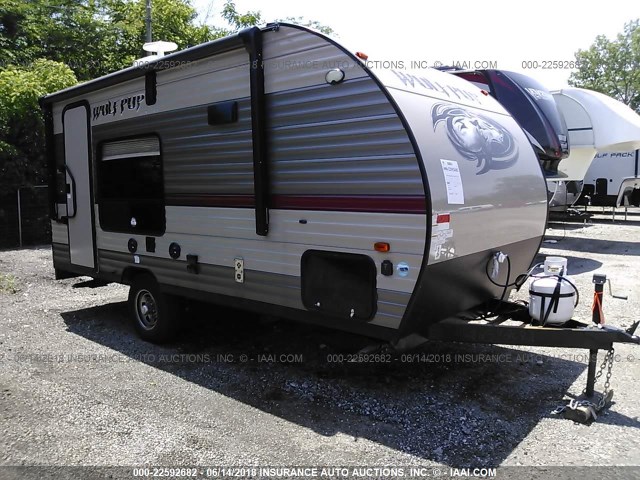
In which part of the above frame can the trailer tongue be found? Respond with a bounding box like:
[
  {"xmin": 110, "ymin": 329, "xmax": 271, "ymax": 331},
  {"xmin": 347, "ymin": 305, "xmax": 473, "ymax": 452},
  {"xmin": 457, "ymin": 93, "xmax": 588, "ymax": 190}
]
[
  {"xmin": 428, "ymin": 310, "xmax": 639, "ymax": 394},
  {"xmin": 423, "ymin": 273, "xmax": 640, "ymax": 423}
]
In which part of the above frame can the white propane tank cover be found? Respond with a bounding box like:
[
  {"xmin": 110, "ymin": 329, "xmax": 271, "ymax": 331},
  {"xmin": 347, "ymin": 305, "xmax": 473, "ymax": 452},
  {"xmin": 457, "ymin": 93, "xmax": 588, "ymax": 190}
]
[
  {"xmin": 544, "ymin": 256, "xmax": 568, "ymax": 276},
  {"xmin": 529, "ymin": 276, "xmax": 575, "ymax": 325}
]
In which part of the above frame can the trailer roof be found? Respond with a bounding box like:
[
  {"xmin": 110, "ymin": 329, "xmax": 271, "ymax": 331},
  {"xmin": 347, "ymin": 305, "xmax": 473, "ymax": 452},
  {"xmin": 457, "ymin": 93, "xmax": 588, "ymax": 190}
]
[{"xmin": 39, "ymin": 27, "xmax": 253, "ymax": 106}]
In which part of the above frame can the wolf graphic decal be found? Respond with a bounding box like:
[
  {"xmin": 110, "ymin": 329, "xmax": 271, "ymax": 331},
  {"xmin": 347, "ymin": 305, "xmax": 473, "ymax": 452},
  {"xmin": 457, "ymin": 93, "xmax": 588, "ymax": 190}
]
[{"xmin": 432, "ymin": 103, "xmax": 518, "ymax": 174}]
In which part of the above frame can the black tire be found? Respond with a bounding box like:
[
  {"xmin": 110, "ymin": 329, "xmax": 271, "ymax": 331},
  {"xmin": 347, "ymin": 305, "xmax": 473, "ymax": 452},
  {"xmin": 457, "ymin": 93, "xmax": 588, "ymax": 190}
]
[{"xmin": 128, "ymin": 273, "xmax": 180, "ymax": 343}]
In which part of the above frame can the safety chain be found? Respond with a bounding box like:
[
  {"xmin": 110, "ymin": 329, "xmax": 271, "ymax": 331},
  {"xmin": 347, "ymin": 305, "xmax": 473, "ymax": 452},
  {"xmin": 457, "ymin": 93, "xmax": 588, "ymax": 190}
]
[
  {"xmin": 552, "ymin": 348, "xmax": 615, "ymax": 420},
  {"xmin": 581, "ymin": 347, "xmax": 615, "ymax": 410}
]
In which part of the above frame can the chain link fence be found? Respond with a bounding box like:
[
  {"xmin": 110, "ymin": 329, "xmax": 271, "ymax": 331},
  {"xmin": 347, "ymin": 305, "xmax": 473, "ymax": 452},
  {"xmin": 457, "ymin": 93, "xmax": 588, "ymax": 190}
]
[{"xmin": 0, "ymin": 186, "xmax": 50, "ymax": 249}]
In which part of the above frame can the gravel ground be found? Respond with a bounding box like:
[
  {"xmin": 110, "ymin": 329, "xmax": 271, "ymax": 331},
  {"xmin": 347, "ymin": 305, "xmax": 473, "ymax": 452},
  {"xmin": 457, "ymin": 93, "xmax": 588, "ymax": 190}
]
[{"xmin": 1, "ymin": 208, "xmax": 639, "ymax": 478}]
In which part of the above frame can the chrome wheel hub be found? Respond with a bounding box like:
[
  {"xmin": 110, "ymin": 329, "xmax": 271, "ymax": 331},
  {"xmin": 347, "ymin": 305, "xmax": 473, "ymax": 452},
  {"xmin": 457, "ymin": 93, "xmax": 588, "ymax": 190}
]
[{"xmin": 135, "ymin": 289, "xmax": 158, "ymax": 330}]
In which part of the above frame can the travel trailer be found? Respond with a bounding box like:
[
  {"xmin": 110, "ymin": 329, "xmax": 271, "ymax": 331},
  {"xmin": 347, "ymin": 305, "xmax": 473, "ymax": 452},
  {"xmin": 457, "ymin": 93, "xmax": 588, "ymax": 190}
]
[
  {"xmin": 40, "ymin": 23, "xmax": 550, "ymax": 342},
  {"xmin": 576, "ymin": 150, "xmax": 640, "ymax": 207},
  {"xmin": 548, "ymin": 88, "xmax": 640, "ymax": 210}
]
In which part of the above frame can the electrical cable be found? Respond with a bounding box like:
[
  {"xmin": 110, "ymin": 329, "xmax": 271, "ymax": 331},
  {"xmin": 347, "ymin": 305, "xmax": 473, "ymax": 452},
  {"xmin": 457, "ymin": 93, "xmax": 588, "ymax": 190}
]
[
  {"xmin": 499, "ymin": 255, "xmax": 511, "ymax": 302},
  {"xmin": 485, "ymin": 258, "xmax": 542, "ymax": 290}
]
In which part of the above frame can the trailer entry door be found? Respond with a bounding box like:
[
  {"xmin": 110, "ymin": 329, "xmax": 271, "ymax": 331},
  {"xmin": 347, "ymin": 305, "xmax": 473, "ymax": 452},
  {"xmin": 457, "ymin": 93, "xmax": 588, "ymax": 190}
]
[{"xmin": 63, "ymin": 104, "xmax": 95, "ymax": 269}]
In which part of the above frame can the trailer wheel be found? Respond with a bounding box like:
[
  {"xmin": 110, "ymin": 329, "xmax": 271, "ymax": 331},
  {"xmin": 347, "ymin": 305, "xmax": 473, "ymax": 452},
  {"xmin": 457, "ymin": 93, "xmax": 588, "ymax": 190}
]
[{"xmin": 128, "ymin": 274, "xmax": 179, "ymax": 343}]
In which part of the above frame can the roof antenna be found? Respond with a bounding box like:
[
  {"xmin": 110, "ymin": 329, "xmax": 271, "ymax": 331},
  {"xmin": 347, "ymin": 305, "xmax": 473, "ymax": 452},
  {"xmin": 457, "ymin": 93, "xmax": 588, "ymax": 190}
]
[
  {"xmin": 145, "ymin": 0, "xmax": 152, "ymax": 48},
  {"xmin": 133, "ymin": 0, "xmax": 178, "ymax": 67}
]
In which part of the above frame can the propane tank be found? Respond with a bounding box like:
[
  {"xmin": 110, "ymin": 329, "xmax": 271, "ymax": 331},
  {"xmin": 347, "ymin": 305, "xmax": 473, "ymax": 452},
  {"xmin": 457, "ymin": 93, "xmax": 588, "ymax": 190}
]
[{"xmin": 529, "ymin": 256, "xmax": 576, "ymax": 325}]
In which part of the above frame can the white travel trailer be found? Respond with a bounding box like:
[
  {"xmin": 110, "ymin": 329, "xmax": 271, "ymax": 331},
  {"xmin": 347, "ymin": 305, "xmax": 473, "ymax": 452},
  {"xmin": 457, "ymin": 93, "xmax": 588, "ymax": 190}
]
[
  {"xmin": 576, "ymin": 150, "xmax": 640, "ymax": 207},
  {"xmin": 40, "ymin": 24, "xmax": 550, "ymax": 343},
  {"xmin": 548, "ymin": 88, "xmax": 640, "ymax": 210}
]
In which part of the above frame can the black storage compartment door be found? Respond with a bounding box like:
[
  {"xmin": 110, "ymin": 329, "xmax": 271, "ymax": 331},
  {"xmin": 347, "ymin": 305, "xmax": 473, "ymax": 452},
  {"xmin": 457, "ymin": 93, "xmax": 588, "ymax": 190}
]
[{"xmin": 301, "ymin": 250, "xmax": 377, "ymax": 321}]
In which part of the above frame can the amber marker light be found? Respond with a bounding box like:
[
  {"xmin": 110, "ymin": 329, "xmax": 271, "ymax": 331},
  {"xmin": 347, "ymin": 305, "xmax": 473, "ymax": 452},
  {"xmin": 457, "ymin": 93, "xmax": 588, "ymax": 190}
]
[
  {"xmin": 374, "ymin": 242, "xmax": 390, "ymax": 252},
  {"xmin": 356, "ymin": 51, "xmax": 369, "ymax": 61}
]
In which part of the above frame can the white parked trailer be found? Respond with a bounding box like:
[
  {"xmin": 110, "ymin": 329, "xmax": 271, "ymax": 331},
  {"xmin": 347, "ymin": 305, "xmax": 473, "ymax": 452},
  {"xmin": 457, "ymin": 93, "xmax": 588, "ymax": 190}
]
[
  {"xmin": 548, "ymin": 88, "xmax": 640, "ymax": 210},
  {"xmin": 577, "ymin": 150, "xmax": 640, "ymax": 207},
  {"xmin": 40, "ymin": 24, "xmax": 548, "ymax": 343}
]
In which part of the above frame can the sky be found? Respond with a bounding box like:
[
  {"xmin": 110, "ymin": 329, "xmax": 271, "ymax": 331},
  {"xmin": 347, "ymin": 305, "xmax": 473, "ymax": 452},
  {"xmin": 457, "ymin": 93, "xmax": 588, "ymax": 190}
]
[{"xmin": 192, "ymin": 0, "xmax": 638, "ymax": 89}]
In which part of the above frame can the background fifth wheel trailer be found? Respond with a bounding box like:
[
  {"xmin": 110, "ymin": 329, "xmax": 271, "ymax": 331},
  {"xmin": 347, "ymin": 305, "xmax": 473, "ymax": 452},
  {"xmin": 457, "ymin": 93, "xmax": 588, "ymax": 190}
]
[{"xmin": 575, "ymin": 149, "xmax": 640, "ymax": 207}]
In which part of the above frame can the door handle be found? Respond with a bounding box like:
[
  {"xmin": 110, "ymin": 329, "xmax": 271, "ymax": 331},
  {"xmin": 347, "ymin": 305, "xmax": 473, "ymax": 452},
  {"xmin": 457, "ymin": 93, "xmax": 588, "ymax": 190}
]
[{"xmin": 61, "ymin": 165, "xmax": 77, "ymax": 220}]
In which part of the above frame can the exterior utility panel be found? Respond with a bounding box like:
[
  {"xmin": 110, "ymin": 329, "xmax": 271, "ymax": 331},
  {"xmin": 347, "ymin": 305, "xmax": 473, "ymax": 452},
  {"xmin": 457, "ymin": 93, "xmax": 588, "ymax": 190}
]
[{"xmin": 41, "ymin": 24, "xmax": 548, "ymax": 341}]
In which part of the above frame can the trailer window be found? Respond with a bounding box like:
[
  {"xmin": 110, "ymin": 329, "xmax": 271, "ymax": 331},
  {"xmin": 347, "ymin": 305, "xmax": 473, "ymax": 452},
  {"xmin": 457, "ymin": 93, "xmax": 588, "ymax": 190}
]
[{"xmin": 98, "ymin": 136, "xmax": 165, "ymax": 235}]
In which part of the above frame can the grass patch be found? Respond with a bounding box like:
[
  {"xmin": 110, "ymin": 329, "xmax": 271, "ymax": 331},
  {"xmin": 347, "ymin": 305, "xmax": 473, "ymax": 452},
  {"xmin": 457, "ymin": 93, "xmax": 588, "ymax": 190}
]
[{"xmin": 0, "ymin": 273, "xmax": 19, "ymax": 294}]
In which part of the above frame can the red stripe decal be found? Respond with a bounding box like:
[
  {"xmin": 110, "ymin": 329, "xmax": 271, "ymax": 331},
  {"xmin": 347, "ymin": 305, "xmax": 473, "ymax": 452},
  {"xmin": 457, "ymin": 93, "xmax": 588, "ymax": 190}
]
[
  {"xmin": 271, "ymin": 195, "xmax": 426, "ymax": 213},
  {"xmin": 166, "ymin": 194, "xmax": 426, "ymax": 214}
]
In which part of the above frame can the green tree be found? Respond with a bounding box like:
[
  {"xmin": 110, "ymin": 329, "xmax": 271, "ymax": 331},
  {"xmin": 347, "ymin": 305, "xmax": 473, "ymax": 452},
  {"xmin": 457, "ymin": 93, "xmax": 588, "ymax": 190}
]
[
  {"xmin": 0, "ymin": 0, "xmax": 230, "ymax": 80},
  {"xmin": 220, "ymin": 0, "xmax": 262, "ymax": 30},
  {"xmin": 570, "ymin": 19, "xmax": 640, "ymax": 112},
  {"xmin": 220, "ymin": 1, "xmax": 334, "ymax": 35},
  {"xmin": 1, "ymin": 1, "xmax": 334, "ymax": 80},
  {"xmin": 0, "ymin": 60, "xmax": 77, "ymax": 190},
  {"xmin": 0, "ymin": 1, "xmax": 108, "ymax": 80}
]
